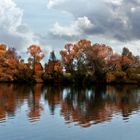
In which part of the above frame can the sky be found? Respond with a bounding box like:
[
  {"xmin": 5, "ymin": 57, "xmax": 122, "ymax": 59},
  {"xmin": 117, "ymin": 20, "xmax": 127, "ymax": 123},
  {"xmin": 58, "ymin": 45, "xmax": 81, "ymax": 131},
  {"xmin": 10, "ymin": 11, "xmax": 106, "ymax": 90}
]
[{"xmin": 0, "ymin": 0, "xmax": 140, "ymax": 58}]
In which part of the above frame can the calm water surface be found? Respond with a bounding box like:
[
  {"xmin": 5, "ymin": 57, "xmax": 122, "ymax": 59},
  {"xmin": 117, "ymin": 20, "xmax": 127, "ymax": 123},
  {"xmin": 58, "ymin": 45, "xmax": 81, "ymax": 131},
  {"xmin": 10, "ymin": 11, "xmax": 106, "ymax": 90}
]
[{"xmin": 0, "ymin": 84, "xmax": 140, "ymax": 140}]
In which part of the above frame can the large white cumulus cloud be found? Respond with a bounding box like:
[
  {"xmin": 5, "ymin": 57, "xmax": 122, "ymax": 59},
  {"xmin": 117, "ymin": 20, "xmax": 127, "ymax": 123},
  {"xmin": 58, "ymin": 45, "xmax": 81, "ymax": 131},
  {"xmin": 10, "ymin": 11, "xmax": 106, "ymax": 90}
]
[
  {"xmin": 0, "ymin": 0, "xmax": 39, "ymax": 51},
  {"xmin": 50, "ymin": 16, "xmax": 93, "ymax": 40}
]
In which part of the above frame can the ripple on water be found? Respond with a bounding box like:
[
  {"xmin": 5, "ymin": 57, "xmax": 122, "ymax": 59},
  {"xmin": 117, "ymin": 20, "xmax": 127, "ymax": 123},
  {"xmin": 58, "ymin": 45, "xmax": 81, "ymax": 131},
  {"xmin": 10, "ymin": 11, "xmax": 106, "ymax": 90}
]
[
  {"xmin": 0, "ymin": 118, "xmax": 6, "ymax": 124},
  {"xmin": 28, "ymin": 117, "xmax": 40, "ymax": 123}
]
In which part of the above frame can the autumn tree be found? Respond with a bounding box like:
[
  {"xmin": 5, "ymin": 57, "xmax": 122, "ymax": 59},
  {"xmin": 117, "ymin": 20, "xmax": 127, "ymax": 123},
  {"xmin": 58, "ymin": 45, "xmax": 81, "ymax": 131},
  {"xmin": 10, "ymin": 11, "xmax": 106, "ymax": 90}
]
[
  {"xmin": 60, "ymin": 39, "xmax": 113, "ymax": 82},
  {"xmin": 0, "ymin": 44, "xmax": 7, "ymax": 63},
  {"xmin": 27, "ymin": 45, "xmax": 44, "ymax": 74},
  {"xmin": 82, "ymin": 42, "xmax": 113, "ymax": 78},
  {"xmin": 121, "ymin": 47, "xmax": 135, "ymax": 70},
  {"xmin": 60, "ymin": 43, "xmax": 75, "ymax": 73},
  {"xmin": 107, "ymin": 53, "xmax": 122, "ymax": 71},
  {"xmin": 0, "ymin": 44, "xmax": 6, "ymax": 52},
  {"xmin": 5, "ymin": 47, "xmax": 20, "ymax": 61},
  {"xmin": 0, "ymin": 44, "xmax": 26, "ymax": 81}
]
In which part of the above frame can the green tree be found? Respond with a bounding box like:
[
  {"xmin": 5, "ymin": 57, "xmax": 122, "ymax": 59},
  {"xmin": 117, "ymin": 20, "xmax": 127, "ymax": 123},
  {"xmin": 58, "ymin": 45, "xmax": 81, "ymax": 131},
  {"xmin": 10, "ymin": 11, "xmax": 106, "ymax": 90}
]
[{"xmin": 49, "ymin": 51, "xmax": 57, "ymax": 61}]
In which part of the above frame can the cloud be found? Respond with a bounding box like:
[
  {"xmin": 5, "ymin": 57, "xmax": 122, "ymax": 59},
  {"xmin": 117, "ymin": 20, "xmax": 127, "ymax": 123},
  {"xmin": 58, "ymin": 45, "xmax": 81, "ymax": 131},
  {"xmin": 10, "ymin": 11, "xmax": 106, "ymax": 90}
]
[
  {"xmin": 47, "ymin": 0, "xmax": 140, "ymax": 42},
  {"xmin": 50, "ymin": 16, "xmax": 93, "ymax": 40},
  {"xmin": 0, "ymin": 0, "xmax": 40, "ymax": 51},
  {"xmin": 47, "ymin": 0, "xmax": 65, "ymax": 8},
  {"xmin": 109, "ymin": 39, "xmax": 140, "ymax": 56},
  {"xmin": 105, "ymin": 0, "xmax": 123, "ymax": 6},
  {"xmin": 1, "ymin": 0, "xmax": 140, "ymax": 57}
]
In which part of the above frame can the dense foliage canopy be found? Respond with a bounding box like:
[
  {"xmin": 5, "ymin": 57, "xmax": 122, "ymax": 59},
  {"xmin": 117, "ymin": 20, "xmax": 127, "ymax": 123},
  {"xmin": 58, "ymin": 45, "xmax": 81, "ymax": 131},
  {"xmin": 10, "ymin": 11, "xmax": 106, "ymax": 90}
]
[{"xmin": 0, "ymin": 39, "xmax": 140, "ymax": 84}]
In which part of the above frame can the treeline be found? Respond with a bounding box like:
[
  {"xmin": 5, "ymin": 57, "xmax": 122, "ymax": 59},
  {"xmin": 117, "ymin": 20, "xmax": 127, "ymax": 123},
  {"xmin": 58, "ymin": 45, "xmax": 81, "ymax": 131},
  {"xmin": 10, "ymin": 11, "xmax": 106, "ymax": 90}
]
[{"xmin": 0, "ymin": 39, "xmax": 140, "ymax": 85}]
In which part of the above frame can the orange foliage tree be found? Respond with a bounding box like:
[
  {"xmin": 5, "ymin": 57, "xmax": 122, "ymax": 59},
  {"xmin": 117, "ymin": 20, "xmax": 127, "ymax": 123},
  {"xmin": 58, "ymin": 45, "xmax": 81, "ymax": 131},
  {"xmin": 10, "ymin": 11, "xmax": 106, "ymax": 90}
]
[
  {"xmin": 121, "ymin": 47, "xmax": 136, "ymax": 70},
  {"xmin": 0, "ymin": 45, "xmax": 25, "ymax": 81},
  {"xmin": 27, "ymin": 45, "xmax": 44, "ymax": 74},
  {"xmin": 60, "ymin": 39, "xmax": 113, "ymax": 81},
  {"xmin": 107, "ymin": 47, "xmax": 137, "ymax": 71}
]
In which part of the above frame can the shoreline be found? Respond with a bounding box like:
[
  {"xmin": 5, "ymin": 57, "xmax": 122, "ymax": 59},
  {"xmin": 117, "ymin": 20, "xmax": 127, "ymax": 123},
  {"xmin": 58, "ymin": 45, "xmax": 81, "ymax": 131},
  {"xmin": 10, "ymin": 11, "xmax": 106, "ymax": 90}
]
[{"xmin": 0, "ymin": 78, "xmax": 139, "ymax": 86}]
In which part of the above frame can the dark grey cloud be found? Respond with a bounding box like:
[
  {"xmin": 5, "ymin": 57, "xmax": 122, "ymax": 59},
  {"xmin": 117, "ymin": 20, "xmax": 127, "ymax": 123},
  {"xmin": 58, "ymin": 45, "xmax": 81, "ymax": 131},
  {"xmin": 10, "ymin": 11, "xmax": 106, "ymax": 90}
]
[{"xmin": 48, "ymin": 0, "xmax": 140, "ymax": 42}]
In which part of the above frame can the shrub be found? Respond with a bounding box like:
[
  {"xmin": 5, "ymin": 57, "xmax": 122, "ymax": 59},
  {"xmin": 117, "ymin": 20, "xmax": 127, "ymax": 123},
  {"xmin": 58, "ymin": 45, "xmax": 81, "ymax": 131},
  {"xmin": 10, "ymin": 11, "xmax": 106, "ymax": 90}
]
[{"xmin": 106, "ymin": 72, "xmax": 116, "ymax": 83}]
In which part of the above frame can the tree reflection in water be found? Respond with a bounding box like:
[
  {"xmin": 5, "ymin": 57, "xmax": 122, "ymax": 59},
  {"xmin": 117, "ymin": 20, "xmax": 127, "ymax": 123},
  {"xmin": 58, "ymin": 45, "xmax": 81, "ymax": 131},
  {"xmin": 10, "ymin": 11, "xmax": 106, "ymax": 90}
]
[
  {"xmin": 28, "ymin": 84, "xmax": 44, "ymax": 122},
  {"xmin": 0, "ymin": 84, "xmax": 140, "ymax": 127}
]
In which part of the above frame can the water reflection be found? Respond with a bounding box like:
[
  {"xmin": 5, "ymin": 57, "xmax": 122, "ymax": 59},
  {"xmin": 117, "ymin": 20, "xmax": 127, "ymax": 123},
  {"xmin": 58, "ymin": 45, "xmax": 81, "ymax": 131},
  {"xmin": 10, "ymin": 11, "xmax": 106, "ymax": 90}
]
[
  {"xmin": 0, "ymin": 84, "xmax": 140, "ymax": 127},
  {"xmin": 27, "ymin": 84, "xmax": 44, "ymax": 122}
]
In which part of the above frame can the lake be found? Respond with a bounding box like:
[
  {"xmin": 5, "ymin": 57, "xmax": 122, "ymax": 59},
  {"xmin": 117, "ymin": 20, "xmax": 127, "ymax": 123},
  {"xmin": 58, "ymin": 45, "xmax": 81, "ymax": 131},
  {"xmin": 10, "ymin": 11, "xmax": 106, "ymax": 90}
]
[{"xmin": 0, "ymin": 84, "xmax": 140, "ymax": 140}]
